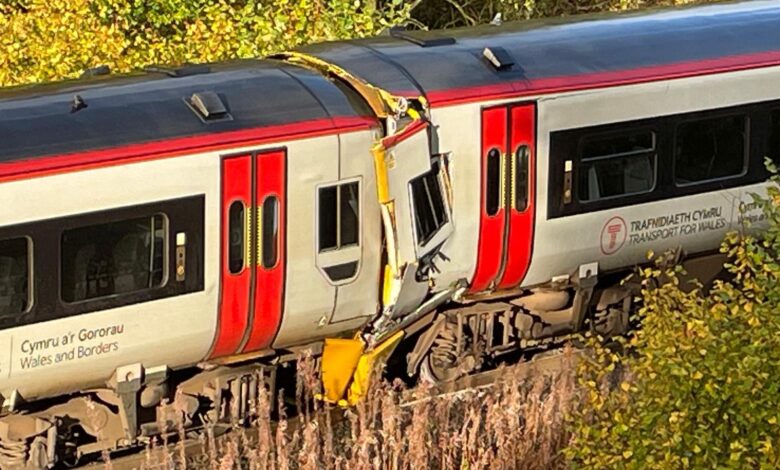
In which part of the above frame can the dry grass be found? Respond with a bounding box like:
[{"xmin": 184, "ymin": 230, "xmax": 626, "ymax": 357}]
[{"xmin": 141, "ymin": 349, "xmax": 578, "ymax": 470}]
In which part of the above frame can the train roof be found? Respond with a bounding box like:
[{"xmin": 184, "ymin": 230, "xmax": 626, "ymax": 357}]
[
  {"xmin": 302, "ymin": 0, "xmax": 780, "ymax": 105},
  {"xmin": 1, "ymin": 0, "xmax": 779, "ymax": 168},
  {"xmin": 0, "ymin": 60, "xmax": 374, "ymax": 165}
]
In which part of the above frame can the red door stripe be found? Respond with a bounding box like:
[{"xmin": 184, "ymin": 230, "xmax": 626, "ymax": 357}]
[
  {"xmin": 497, "ymin": 103, "xmax": 536, "ymax": 289},
  {"xmin": 210, "ymin": 154, "xmax": 253, "ymax": 358},
  {"xmin": 241, "ymin": 150, "xmax": 287, "ymax": 353},
  {"xmin": 470, "ymin": 106, "xmax": 507, "ymax": 293}
]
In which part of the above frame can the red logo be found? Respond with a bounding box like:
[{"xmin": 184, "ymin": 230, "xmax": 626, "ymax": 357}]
[{"xmin": 600, "ymin": 216, "xmax": 627, "ymax": 255}]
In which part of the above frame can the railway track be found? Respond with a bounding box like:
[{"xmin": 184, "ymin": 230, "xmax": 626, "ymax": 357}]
[{"xmin": 89, "ymin": 348, "xmax": 580, "ymax": 470}]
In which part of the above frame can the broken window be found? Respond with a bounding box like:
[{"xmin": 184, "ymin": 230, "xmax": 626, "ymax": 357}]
[
  {"xmin": 410, "ymin": 160, "xmax": 449, "ymax": 246},
  {"xmin": 318, "ymin": 181, "xmax": 360, "ymax": 252}
]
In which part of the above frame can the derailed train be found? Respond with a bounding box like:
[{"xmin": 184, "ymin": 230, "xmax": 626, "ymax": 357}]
[{"xmin": 2, "ymin": 0, "xmax": 780, "ymax": 466}]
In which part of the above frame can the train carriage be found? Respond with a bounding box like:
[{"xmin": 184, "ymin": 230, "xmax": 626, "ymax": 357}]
[{"xmin": 1, "ymin": 1, "xmax": 780, "ymax": 467}]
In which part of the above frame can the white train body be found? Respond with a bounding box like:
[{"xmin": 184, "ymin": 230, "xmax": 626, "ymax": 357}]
[{"xmin": 1, "ymin": 1, "xmax": 779, "ymax": 466}]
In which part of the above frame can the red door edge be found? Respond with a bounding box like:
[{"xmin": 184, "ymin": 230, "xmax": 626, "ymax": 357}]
[
  {"xmin": 470, "ymin": 106, "xmax": 508, "ymax": 293},
  {"xmin": 209, "ymin": 154, "xmax": 254, "ymax": 359},
  {"xmin": 497, "ymin": 103, "xmax": 536, "ymax": 289},
  {"xmin": 240, "ymin": 149, "xmax": 287, "ymax": 353}
]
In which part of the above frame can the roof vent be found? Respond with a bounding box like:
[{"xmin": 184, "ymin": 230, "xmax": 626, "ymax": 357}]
[
  {"xmin": 389, "ymin": 27, "xmax": 456, "ymax": 47},
  {"xmin": 482, "ymin": 47, "xmax": 514, "ymax": 71},
  {"xmin": 80, "ymin": 65, "xmax": 111, "ymax": 78},
  {"xmin": 187, "ymin": 91, "xmax": 231, "ymax": 122},
  {"xmin": 70, "ymin": 95, "xmax": 88, "ymax": 113},
  {"xmin": 146, "ymin": 64, "xmax": 211, "ymax": 78}
]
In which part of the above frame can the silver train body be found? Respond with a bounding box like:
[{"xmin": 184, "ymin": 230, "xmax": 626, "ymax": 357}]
[{"xmin": 1, "ymin": 1, "xmax": 779, "ymax": 466}]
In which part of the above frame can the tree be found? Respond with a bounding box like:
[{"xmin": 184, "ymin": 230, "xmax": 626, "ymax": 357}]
[
  {"xmin": 568, "ymin": 164, "xmax": 780, "ymax": 468},
  {"xmin": 0, "ymin": 0, "xmax": 412, "ymax": 86}
]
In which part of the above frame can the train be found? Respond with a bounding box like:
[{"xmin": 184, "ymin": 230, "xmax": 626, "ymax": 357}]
[{"xmin": 1, "ymin": 0, "xmax": 780, "ymax": 467}]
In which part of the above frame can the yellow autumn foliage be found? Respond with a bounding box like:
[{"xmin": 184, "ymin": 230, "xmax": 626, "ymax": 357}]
[{"xmin": 0, "ymin": 0, "xmax": 412, "ymax": 86}]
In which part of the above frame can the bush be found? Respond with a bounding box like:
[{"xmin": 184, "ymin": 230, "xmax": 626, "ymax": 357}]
[
  {"xmin": 410, "ymin": 0, "xmax": 703, "ymax": 31},
  {"xmin": 567, "ymin": 166, "xmax": 780, "ymax": 468},
  {"xmin": 1, "ymin": 0, "xmax": 718, "ymax": 87},
  {"xmin": 0, "ymin": 0, "xmax": 412, "ymax": 86}
]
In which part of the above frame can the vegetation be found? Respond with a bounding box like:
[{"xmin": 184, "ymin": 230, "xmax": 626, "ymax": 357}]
[
  {"xmin": 9, "ymin": 0, "xmax": 780, "ymax": 468},
  {"xmin": 0, "ymin": 0, "xmax": 412, "ymax": 86},
  {"xmin": 568, "ymin": 166, "xmax": 780, "ymax": 468},
  {"xmin": 410, "ymin": 0, "xmax": 702, "ymax": 30},
  {"xmin": 1, "ymin": 0, "xmax": 706, "ymax": 87},
  {"xmin": 136, "ymin": 352, "xmax": 578, "ymax": 469}
]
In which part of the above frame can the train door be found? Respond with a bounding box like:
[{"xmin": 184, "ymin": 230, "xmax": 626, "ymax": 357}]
[
  {"xmin": 471, "ymin": 103, "xmax": 536, "ymax": 293},
  {"xmin": 210, "ymin": 149, "xmax": 286, "ymax": 359},
  {"xmin": 321, "ymin": 130, "xmax": 382, "ymax": 324}
]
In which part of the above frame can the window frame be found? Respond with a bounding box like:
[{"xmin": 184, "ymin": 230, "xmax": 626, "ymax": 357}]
[
  {"xmin": 260, "ymin": 195, "xmax": 280, "ymax": 269},
  {"xmin": 576, "ymin": 128, "xmax": 658, "ymax": 204},
  {"xmin": 514, "ymin": 145, "xmax": 530, "ymax": 212},
  {"xmin": 316, "ymin": 179, "xmax": 362, "ymax": 254},
  {"xmin": 770, "ymin": 109, "xmax": 780, "ymax": 166},
  {"xmin": 227, "ymin": 200, "xmax": 247, "ymax": 275},
  {"xmin": 0, "ymin": 195, "xmax": 205, "ymax": 331},
  {"xmin": 547, "ymin": 100, "xmax": 775, "ymax": 219},
  {"xmin": 409, "ymin": 158, "xmax": 451, "ymax": 247},
  {"xmin": 59, "ymin": 213, "xmax": 169, "ymax": 304},
  {"xmin": 485, "ymin": 147, "xmax": 502, "ymax": 217},
  {"xmin": 672, "ymin": 112, "xmax": 749, "ymax": 187},
  {"xmin": 315, "ymin": 178, "xmax": 363, "ymax": 285},
  {"xmin": 0, "ymin": 235, "xmax": 33, "ymax": 323}
]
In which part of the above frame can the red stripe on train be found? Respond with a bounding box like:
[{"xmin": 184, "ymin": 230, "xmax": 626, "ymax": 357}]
[
  {"xmin": 0, "ymin": 116, "xmax": 378, "ymax": 182},
  {"xmin": 427, "ymin": 49, "xmax": 780, "ymax": 107}
]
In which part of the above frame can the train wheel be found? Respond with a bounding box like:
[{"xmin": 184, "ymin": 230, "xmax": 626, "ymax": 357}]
[{"xmin": 418, "ymin": 320, "xmax": 482, "ymax": 384}]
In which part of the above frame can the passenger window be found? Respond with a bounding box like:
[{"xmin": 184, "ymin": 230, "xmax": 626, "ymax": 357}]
[
  {"xmin": 675, "ymin": 115, "xmax": 747, "ymax": 184},
  {"xmin": 577, "ymin": 131, "xmax": 656, "ymax": 202},
  {"xmin": 410, "ymin": 160, "xmax": 449, "ymax": 245},
  {"xmin": 318, "ymin": 181, "xmax": 360, "ymax": 252},
  {"xmin": 261, "ymin": 196, "xmax": 279, "ymax": 268},
  {"xmin": 515, "ymin": 145, "xmax": 530, "ymax": 211},
  {"xmin": 228, "ymin": 201, "xmax": 245, "ymax": 274},
  {"xmin": 61, "ymin": 215, "xmax": 166, "ymax": 302},
  {"xmin": 486, "ymin": 148, "xmax": 501, "ymax": 216},
  {"xmin": 0, "ymin": 237, "xmax": 30, "ymax": 322},
  {"xmin": 770, "ymin": 110, "xmax": 780, "ymax": 167}
]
